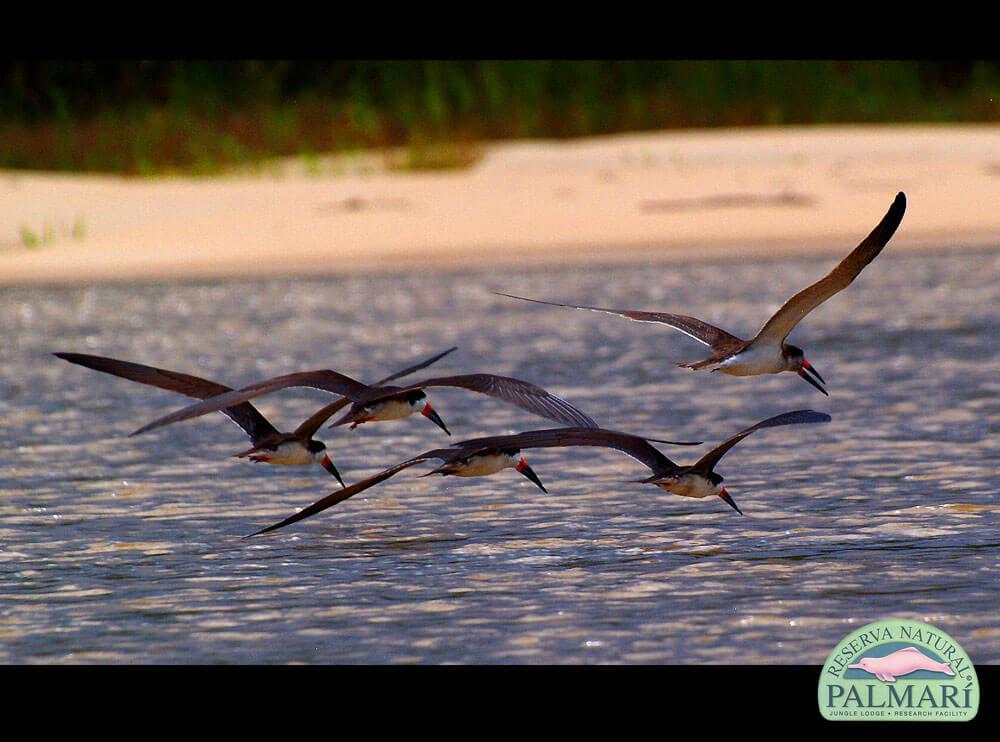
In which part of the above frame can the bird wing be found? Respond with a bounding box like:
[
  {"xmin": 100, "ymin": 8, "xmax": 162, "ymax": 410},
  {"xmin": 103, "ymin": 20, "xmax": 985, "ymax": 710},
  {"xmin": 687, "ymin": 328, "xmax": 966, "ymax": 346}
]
[
  {"xmin": 494, "ymin": 292, "xmax": 744, "ymax": 351},
  {"xmin": 372, "ymin": 374, "xmax": 599, "ymax": 428},
  {"xmin": 690, "ymin": 409, "xmax": 832, "ymax": 475},
  {"xmin": 750, "ymin": 192, "xmax": 907, "ymax": 347},
  {"xmin": 246, "ymin": 450, "xmax": 455, "ymax": 537},
  {"xmin": 291, "ymin": 399, "xmax": 353, "ymax": 440},
  {"xmin": 451, "ymin": 427, "xmax": 680, "ymax": 476},
  {"xmin": 130, "ymin": 369, "xmax": 370, "ymax": 437},
  {"xmin": 292, "ymin": 347, "xmax": 459, "ymax": 438},
  {"xmin": 54, "ymin": 352, "xmax": 280, "ymax": 444},
  {"xmin": 373, "ymin": 346, "xmax": 458, "ymax": 385}
]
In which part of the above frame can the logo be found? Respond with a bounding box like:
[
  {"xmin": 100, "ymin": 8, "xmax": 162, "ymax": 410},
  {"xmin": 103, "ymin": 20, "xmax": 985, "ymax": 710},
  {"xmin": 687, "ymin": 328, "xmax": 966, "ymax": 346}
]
[{"xmin": 818, "ymin": 619, "xmax": 979, "ymax": 721}]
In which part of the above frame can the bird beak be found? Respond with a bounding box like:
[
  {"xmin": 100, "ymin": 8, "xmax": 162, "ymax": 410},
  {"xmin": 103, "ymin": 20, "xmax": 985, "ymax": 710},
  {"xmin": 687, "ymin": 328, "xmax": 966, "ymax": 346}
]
[
  {"xmin": 798, "ymin": 360, "xmax": 828, "ymax": 396},
  {"xmin": 516, "ymin": 457, "xmax": 547, "ymax": 493},
  {"xmin": 321, "ymin": 453, "xmax": 346, "ymax": 489},
  {"xmin": 718, "ymin": 487, "xmax": 743, "ymax": 515},
  {"xmin": 421, "ymin": 403, "xmax": 451, "ymax": 436}
]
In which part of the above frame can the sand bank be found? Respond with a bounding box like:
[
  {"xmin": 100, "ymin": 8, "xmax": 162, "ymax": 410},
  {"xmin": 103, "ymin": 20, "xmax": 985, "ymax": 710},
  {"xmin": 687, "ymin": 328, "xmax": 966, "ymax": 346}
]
[{"xmin": 2, "ymin": 124, "xmax": 999, "ymax": 286}]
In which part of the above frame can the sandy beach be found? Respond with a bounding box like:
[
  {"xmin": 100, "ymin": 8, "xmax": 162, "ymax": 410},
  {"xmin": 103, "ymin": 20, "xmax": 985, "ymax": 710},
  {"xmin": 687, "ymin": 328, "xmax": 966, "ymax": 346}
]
[{"xmin": 2, "ymin": 124, "xmax": 999, "ymax": 286}]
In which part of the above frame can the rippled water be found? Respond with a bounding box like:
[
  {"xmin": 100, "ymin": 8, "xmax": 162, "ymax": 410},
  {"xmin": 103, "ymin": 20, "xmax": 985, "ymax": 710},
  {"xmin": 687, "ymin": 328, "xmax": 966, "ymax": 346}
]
[{"xmin": 2, "ymin": 248, "xmax": 999, "ymax": 664}]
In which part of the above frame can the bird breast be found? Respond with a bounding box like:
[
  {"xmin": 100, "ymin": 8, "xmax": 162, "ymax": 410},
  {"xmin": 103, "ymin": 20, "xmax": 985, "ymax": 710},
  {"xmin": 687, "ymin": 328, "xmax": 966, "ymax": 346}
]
[
  {"xmin": 717, "ymin": 345, "xmax": 786, "ymax": 376},
  {"xmin": 655, "ymin": 473, "xmax": 720, "ymax": 499},
  {"xmin": 449, "ymin": 452, "xmax": 517, "ymax": 477},
  {"xmin": 364, "ymin": 398, "xmax": 419, "ymax": 421},
  {"xmin": 258, "ymin": 441, "xmax": 314, "ymax": 466}
]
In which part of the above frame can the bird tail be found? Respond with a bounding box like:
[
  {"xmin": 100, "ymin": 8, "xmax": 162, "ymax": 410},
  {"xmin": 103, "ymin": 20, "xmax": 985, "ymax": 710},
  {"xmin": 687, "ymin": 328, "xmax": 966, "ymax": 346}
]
[{"xmin": 677, "ymin": 357, "xmax": 721, "ymax": 371}]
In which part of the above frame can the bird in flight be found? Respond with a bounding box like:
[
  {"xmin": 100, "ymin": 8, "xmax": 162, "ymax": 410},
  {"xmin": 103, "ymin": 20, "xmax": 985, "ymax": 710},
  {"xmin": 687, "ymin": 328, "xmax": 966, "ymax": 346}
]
[
  {"xmin": 245, "ymin": 409, "xmax": 828, "ymax": 537},
  {"xmin": 128, "ymin": 362, "xmax": 599, "ymax": 439},
  {"xmin": 54, "ymin": 347, "xmax": 457, "ymax": 487},
  {"xmin": 497, "ymin": 193, "xmax": 906, "ymax": 396}
]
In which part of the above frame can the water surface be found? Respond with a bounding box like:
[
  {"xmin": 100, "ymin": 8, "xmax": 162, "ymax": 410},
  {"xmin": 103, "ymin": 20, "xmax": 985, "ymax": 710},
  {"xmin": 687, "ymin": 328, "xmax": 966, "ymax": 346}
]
[{"xmin": 2, "ymin": 248, "xmax": 999, "ymax": 663}]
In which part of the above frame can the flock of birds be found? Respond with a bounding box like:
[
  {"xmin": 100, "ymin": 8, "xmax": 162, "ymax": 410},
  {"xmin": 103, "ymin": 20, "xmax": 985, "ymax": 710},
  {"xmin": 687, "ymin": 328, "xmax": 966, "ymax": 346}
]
[{"xmin": 56, "ymin": 192, "xmax": 907, "ymax": 537}]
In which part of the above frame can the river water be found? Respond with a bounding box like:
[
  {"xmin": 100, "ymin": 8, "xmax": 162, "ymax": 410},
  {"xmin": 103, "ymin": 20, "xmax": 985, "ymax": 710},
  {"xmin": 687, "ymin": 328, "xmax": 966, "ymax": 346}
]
[{"xmin": 2, "ymin": 248, "xmax": 998, "ymax": 663}]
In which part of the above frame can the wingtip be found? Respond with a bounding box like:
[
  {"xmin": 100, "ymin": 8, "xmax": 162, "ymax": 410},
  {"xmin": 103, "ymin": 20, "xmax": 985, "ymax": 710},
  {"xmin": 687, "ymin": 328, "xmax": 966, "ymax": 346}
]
[
  {"xmin": 888, "ymin": 191, "xmax": 906, "ymax": 219},
  {"xmin": 493, "ymin": 290, "xmax": 530, "ymax": 302},
  {"xmin": 244, "ymin": 521, "xmax": 284, "ymax": 537},
  {"xmin": 644, "ymin": 436, "xmax": 703, "ymax": 446},
  {"xmin": 793, "ymin": 409, "xmax": 833, "ymax": 424},
  {"xmin": 53, "ymin": 351, "xmax": 87, "ymax": 364}
]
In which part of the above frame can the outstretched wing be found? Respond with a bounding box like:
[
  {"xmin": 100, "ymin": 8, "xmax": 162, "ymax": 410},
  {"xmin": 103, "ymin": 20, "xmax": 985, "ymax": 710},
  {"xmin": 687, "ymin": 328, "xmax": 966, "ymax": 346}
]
[
  {"xmin": 494, "ymin": 292, "xmax": 744, "ymax": 352},
  {"xmin": 246, "ymin": 450, "xmax": 455, "ymax": 536},
  {"xmin": 751, "ymin": 192, "xmax": 906, "ymax": 346},
  {"xmin": 293, "ymin": 347, "xmax": 459, "ymax": 439},
  {"xmin": 373, "ymin": 346, "xmax": 458, "ymax": 385},
  {"xmin": 451, "ymin": 427, "xmax": 680, "ymax": 476},
  {"xmin": 374, "ymin": 374, "xmax": 599, "ymax": 428},
  {"xmin": 130, "ymin": 369, "xmax": 370, "ymax": 437},
  {"xmin": 54, "ymin": 352, "xmax": 280, "ymax": 444},
  {"xmin": 690, "ymin": 410, "xmax": 831, "ymax": 475}
]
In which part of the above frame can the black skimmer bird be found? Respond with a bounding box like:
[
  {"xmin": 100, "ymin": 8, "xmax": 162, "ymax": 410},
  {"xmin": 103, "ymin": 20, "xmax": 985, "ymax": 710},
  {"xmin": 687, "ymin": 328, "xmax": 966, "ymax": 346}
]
[
  {"xmin": 497, "ymin": 193, "xmax": 906, "ymax": 396},
  {"xmin": 54, "ymin": 347, "xmax": 456, "ymax": 487},
  {"xmin": 128, "ymin": 364, "xmax": 599, "ymax": 439},
  {"xmin": 245, "ymin": 409, "xmax": 828, "ymax": 536}
]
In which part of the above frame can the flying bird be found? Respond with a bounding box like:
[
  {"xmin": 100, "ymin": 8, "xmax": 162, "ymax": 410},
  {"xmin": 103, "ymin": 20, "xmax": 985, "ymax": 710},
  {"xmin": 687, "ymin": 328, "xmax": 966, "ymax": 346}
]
[
  {"xmin": 54, "ymin": 347, "xmax": 457, "ymax": 487},
  {"xmin": 496, "ymin": 193, "xmax": 906, "ymax": 395},
  {"xmin": 128, "ymin": 366, "xmax": 599, "ymax": 439},
  {"xmin": 245, "ymin": 409, "xmax": 828, "ymax": 537}
]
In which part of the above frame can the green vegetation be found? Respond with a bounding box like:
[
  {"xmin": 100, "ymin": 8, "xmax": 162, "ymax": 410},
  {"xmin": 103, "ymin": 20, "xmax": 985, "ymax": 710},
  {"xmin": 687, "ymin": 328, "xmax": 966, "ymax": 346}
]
[
  {"xmin": 2, "ymin": 61, "xmax": 998, "ymax": 175},
  {"xmin": 18, "ymin": 225, "xmax": 40, "ymax": 248},
  {"xmin": 17, "ymin": 216, "xmax": 87, "ymax": 248}
]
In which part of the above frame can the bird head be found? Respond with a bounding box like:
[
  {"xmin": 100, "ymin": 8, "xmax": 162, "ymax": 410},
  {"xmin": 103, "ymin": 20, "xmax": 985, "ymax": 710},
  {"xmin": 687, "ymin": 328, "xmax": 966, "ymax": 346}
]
[
  {"xmin": 308, "ymin": 440, "xmax": 345, "ymax": 488},
  {"xmin": 409, "ymin": 390, "xmax": 451, "ymax": 436},
  {"xmin": 785, "ymin": 344, "xmax": 827, "ymax": 396},
  {"xmin": 507, "ymin": 448, "xmax": 547, "ymax": 493},
  {"xmin": 709, "ymin": 473, "xmax": 742, "ymax": 515}
]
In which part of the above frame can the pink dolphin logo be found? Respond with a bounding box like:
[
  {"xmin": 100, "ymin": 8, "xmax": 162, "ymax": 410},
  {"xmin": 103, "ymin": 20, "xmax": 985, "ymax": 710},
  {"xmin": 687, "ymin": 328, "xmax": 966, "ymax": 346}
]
[{"xmin": 848, "ymin": 647, "xmax": 955, "ymax": 682}]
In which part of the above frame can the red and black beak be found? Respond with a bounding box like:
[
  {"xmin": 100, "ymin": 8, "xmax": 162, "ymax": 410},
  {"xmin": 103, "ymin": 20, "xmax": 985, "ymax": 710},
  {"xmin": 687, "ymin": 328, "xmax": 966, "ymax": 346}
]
[
  {"xmin": 718, "ymin": 487, "xmax": 743, "ymax": 515},
  {"xmin": 421, "ymin": 403, "xmax": 451, "ymax": 436},
  {"xmin": 516, "ymin": 457, "xmax": 547, "ymax": 493},
  {"xmin": 798, "ymin": 359, "xmax": 828, "ymax": 396},
  {"xmin": 321, "ymin": 453, "xmax": 346, "ymax": 489}
]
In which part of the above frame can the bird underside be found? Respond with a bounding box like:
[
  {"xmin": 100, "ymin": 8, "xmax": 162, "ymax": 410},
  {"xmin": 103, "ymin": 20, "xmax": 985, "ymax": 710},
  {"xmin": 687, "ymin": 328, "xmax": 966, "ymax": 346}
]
[
  {"xmin": 677, "ymin": 356, "xmax": 724, "ymax": 371},
  {"xmin": 676, "ymin": 336, "xmax": 751, "ymax": 372},
  {"xmin": 233, "ymin": 436, "xmax": 311, "ymax": 466},
  {"xmin": 233, "ymin": 433, "xmax": 293, "ymax": 459},
  {"xmin": 678, "ymin": 342, "xmax": 785, "ymax": 376}
]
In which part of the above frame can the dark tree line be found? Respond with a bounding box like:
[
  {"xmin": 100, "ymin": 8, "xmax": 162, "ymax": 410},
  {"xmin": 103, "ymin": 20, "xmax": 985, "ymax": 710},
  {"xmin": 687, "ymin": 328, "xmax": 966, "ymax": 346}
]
[{"xmin": 1, "ymin": 61, "xmax": 994, "ymax": 125}]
